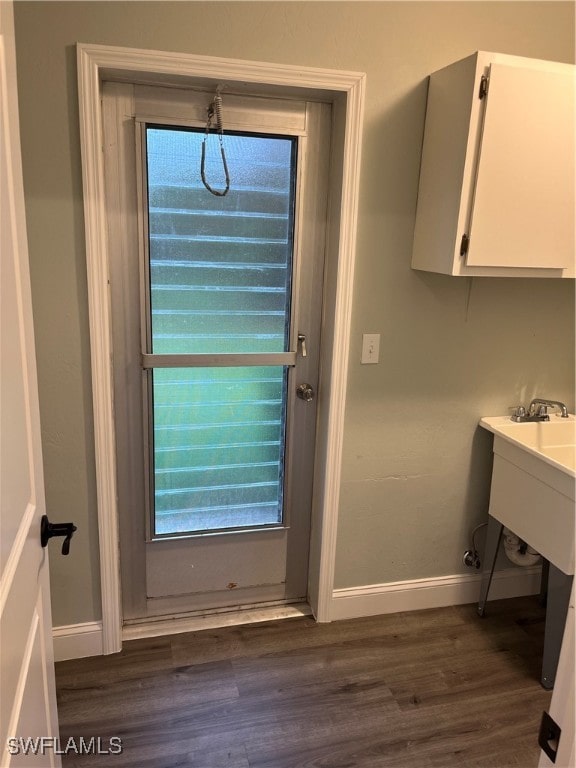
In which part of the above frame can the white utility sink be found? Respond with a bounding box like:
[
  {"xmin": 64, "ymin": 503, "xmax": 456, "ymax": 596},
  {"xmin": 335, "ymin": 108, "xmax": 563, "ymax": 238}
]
[
  {"xmin": 480, "ymin": 414, "xmax": 575, "ymax": 576},
  {"xmin": 479, "ymin": 413, "xmax": 575, "ymax": 689},
  {"xmin": 480, "ymin": 415, "xmax": 576, "ymax": 476}
]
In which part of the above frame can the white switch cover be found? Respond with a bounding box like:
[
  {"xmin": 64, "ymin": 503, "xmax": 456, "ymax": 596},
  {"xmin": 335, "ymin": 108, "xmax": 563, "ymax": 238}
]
[{"xmin": 361, "ymin": 333, "xmax": 380, "ymax": 364}]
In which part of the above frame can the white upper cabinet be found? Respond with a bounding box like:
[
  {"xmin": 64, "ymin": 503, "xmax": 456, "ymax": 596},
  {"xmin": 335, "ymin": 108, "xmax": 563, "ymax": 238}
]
[{"xmin": 412, "ymin": 52, "xmax": 575, "ymax": 277}]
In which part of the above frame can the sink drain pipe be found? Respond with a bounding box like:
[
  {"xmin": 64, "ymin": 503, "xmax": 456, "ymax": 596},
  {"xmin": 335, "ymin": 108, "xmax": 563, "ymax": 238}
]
[{"xmin": 502, "ymin": 527, "xmax": 541, "ymax": 567}]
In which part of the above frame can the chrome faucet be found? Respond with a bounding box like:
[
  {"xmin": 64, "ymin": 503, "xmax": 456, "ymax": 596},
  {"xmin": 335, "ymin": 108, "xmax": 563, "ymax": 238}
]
[
  {"xmin": 511, "ymin": 398, "xmax": 569, "ymax": 422},
  {"xmin": 529, "ymin": 398, "xmax": 569, "ymax": 418}
]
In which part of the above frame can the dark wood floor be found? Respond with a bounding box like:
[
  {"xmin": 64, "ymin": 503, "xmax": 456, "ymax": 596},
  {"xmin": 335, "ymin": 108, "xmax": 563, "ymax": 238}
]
[{"xmin": 55, "ymin": 596, "xmax": 551, "ymax": 768}]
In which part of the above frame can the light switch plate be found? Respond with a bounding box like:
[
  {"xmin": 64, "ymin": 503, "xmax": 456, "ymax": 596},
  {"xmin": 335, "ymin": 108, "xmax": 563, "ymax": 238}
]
[{"xmin": 361, "ymin": 333, "xmax": 380, "ymax": 364}]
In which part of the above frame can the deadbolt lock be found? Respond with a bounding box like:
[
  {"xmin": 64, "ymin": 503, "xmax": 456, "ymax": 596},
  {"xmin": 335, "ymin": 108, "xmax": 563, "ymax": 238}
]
[{"xmin": 296, "ymin": 383, "xmax": 315, "ymax": 402}]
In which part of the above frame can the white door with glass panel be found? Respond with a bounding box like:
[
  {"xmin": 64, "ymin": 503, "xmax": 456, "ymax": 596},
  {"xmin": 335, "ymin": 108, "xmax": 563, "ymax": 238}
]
[{"xmin": 103, "ymin": 83, "xmax": 329, "ymax": 619}]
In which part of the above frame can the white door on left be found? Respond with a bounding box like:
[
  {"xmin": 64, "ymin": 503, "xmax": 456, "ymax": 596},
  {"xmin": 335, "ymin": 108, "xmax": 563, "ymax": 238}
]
[{"xmin": 0, "ymin": 1, "xmax": 61, "ymax": 765}]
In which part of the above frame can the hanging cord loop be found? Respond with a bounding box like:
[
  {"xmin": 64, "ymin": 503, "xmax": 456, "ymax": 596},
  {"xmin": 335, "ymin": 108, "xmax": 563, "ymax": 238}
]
[{"xmin": 201, "ymin": 90, "xmax": 230, "ymax": 197}]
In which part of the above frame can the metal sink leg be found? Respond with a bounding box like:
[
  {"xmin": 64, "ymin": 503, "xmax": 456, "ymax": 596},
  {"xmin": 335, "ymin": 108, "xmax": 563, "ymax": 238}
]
[
  {"xmin": 477, "ymin": 515, "xmax": 503, "ymax": 617},
  {"xmin": 541, "ymin": 564, "xmax": 573, "ymax": 690}
]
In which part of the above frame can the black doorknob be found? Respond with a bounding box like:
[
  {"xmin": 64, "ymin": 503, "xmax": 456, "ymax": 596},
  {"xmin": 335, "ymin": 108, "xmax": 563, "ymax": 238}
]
[{"xmin": 40, "ymin": 515, "xmax": 77, "ymax": 555}]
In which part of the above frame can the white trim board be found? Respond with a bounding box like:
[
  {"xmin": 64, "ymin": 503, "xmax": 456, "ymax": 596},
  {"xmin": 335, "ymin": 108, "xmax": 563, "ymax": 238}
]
[
  {"xmin": 330, "ymin": 567, "xmax": 543, "ymax": 621},
  {"xmin": 77, "ymin": 44, "xmax": 365, "ymax": 653},
  {"xmin": 52, "ymin": 622, "xmax": 103, "ymax": 662}
]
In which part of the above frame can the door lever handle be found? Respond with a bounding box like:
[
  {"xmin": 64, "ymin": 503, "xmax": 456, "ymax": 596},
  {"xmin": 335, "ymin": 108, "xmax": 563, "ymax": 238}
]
[
  {"xmin": 40, "ymin": 515, "xmax": 77, "ymax": 555},
  {"xmin": 297, "ymin": 333, "xmax": 307, "ymax": 358}
]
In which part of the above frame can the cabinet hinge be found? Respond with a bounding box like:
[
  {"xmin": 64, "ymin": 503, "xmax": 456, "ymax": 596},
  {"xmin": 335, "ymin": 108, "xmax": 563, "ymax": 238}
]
[
  {"xmin": 460, "ymin": 234, "xmax": 470, "ymax": 256},
  {"xmin": 478, "ymin": 75, "xmax": 489, "ymax": 99}
]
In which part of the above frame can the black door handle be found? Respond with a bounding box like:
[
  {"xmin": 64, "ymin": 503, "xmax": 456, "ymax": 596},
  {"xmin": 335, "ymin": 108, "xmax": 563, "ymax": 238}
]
[{"xmin": 40, "ymin": 515, "xmax": 77, "ymax": 555}]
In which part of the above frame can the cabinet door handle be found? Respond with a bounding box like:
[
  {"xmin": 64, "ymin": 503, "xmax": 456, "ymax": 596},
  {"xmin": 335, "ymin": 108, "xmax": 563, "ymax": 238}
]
[{"xmin": 40, "ymin": 515, "xmax": 77, "ymax": 555}]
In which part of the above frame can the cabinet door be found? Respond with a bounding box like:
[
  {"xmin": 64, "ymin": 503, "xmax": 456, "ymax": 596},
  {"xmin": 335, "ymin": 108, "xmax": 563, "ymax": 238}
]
[{"xmin": 466, "ymin": 63, "xmax": 575, "ymax": 270}]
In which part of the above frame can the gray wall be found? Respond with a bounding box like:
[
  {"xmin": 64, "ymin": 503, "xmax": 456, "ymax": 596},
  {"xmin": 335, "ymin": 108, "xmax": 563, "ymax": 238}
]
[{"xmin": 14, "ymin": 1, "xmax": 575, "ymax": 626}]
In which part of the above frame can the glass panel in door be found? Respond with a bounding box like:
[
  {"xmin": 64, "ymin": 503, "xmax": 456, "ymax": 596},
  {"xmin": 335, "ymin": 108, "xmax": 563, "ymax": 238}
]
[
  {"xmin": 145, "ymin": 126, "xmax": 296, "ymax": 537},
  {"xmin": 152, "ymin": 366, "xmax": 287, "ymax": 535}
]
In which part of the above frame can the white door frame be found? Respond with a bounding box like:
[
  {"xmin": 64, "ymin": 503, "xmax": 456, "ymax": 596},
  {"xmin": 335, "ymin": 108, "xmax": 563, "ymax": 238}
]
[{"xmin": 77, "ymin": 43, "xmax": 365, "ymax": 654}]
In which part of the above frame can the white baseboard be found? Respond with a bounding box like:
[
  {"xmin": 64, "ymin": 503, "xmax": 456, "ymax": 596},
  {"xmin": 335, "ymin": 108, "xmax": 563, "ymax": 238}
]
[
  {"xmin": 52, "ymin": 568, "xmax": 541, "ymax": 660},
  {"xmin": 52, "ymin": 621, "xmax": 103, "ymax": 662},
  {"xmin": 330, "ymin": 566, "xmax": 542, "ymax": 621}
]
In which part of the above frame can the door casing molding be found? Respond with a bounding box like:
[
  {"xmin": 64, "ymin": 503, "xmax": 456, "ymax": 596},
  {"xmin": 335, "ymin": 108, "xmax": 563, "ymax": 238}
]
[{"xmin": 77, "ymin": 43, "xmax": 365, "ymax": 654}]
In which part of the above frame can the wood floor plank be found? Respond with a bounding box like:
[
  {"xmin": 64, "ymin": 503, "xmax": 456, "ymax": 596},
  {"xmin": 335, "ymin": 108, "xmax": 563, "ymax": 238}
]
[
  {"xmin": 56, "ymin": 597, "xmax": 552, "ymax": 767},
  {"xmin": 57, "ymin": 660, "xmax": 239, "ymax": 729},
  {"xmin": 56, "ymin": 635, "xmax": 174, "ymax": 687}
]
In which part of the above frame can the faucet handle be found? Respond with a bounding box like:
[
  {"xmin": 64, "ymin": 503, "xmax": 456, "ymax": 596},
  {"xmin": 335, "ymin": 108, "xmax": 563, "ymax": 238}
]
[
  {"xmin": 527, "ymin": 402, "xmax": 550, "ymax": 419},
  {"xmin": 509, "ymin": 405, "xmax": 526, "ymax": 422}
]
